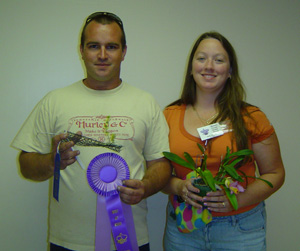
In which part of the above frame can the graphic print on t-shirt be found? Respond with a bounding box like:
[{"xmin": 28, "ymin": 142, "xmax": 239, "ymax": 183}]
[{"xmin": 67, "ymin": 115, "xmax": 135, "ymax": 143}]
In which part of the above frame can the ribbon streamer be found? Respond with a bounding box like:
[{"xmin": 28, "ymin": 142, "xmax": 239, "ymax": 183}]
[
  {"xmin": 53, "ymin": 150, "xmax": 61, "ymax": 201},
  {"xmin": 87, "ymin": 153, "xmax": 138, "ymax": 251}
]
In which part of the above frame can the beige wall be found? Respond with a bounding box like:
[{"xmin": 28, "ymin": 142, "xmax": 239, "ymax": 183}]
[{"xmin": 1, "ymin": 0, "xmax": 299, "ymax": 250}]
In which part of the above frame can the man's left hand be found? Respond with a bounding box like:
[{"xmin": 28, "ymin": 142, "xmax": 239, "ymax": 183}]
[{"xmin": 118, "ymin": 179, "xmax": 146, "ymax": 205}]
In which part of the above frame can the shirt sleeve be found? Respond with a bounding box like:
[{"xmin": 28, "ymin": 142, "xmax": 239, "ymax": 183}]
[
  {"xmin": 11, "ymin": 93, "xmax": 54, "ymax": 154},
  {"xmin": 143, "ymin": 99, "xmax": 170, "ymax": 161},
  {"xmin": 245, "ymin": 107, "xmax": 275, "ymax": 144}
]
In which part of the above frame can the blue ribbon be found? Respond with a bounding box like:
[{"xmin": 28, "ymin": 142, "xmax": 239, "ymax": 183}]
[{"xmin": 53, "ymin": 152, "xmax": 61, "ymax": 201}]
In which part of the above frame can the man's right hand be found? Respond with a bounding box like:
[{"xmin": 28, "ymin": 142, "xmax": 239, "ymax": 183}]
[
  {"xmin": 19, "ymin": 132, "xmax": 81, "ymax": 181},
  {"xmin": 52, "ymin": 132, "xmax": 81, "ymax": 170}
]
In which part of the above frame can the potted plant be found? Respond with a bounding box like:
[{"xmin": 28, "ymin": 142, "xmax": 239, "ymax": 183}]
[{"xmin": 163, "ymin": 143, "xmax": 273, "ymax": 210}]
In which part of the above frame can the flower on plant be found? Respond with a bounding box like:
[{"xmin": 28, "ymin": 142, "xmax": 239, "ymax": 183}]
[{"xmin": 225, "ymin": 177, "xmax": 245, "ymax": 194}]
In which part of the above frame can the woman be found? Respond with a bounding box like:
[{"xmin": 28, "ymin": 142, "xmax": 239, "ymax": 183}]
[{"xmin": 163, "ymin": 32, "xmax": 285, "ymax": 251}]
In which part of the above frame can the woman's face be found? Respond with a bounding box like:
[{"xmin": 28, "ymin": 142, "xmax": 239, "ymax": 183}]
[{"xmin": 192, "ymin": 38, "xmax": 231, "ymax": 95}]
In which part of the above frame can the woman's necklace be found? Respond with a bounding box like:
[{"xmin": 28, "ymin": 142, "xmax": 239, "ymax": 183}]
[{"xmin": 192, "ymin": 106, "xmax": 218, "ymax": 125}]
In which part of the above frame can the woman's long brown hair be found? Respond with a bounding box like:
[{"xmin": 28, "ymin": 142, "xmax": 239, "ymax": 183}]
[{"xmin": 169, "ymin": 31, "xmax": 253, "ymax": 151}]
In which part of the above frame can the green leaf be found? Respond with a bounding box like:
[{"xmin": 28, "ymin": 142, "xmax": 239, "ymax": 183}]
[
  {"xmin": 223, "ymin": 165, "xmax": 244, "ymax": 182},
  {"xmin": 227, "ymin": 149, "xmax": 253, "ymax": 157},
  {"xmin": 237, "ymin": 169, "xmax": 249, "ymax": 186},
  {"xmin": 162, "ymin": 152, "xmax": 195, "ymax": 170},
  {"xmin": 203, "ymin": 170, "xmax": 216, "ymax": 191},
  {"xmin": 245, "ymin": 175, "xmax": 273, "ymax": 188},
  {"xmin": 196, "ymin": 168, "xmax": 205, "ymax": 180},
  {"xmin": 197, "ymin": 143, "xmax": 205, "ymax": 154},
  {"xmin": 201, "ymin": 155, "xmax": 208, "ymax": 171},
  {"xmin": 226, "ymin": 146, "xmax": 231, "ymax": 156},
  {"xmin": 183, "ymin": 152, "xmax": 196, "ymax": 167},
  {"xmin": 226, "ymin": 157, "xmax": 244, "ymax": 169},
  {"xmin": 224, "ymin": 187, "xmax": 238, "ymax": 210}
]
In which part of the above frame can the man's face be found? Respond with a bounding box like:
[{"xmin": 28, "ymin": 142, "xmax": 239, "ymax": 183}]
[{"xmin": 80, "ymin": 21, "xmax": 127, "ymax": 90}]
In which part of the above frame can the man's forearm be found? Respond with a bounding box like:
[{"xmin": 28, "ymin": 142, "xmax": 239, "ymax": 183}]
[
  {"xmin": 142, "ymin": 158, "xmax": 172, "ymax": 199},
  {"xmin": 19, "ymin": 151, "xmax": 55, "ymax": 181}
]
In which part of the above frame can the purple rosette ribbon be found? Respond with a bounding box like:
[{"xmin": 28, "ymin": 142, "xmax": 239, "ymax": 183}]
[{"xmin": 87, "ymin": 153, "xmax": 139, "ymax": 251}]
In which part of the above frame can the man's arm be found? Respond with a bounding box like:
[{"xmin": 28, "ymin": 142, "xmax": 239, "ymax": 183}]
[
  {"xmin": 19, "ymin": 151, "xmax": 55, "ymax": 181},
  {"xmin": 118, "ymin": 157, "xmax": 172, "ymax": 205},
  {"xmin": 142, "ymin": 158, "xmax": 172, "ymax": 198},
  {"xmin": 19, "ymin": 133, "xmax": 80, "ymax": 181}
]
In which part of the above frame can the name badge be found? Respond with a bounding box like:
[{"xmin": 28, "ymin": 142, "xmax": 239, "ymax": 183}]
[{"xmin": 197, "ymin": 123, "xmax": 224, "ymax": 141}]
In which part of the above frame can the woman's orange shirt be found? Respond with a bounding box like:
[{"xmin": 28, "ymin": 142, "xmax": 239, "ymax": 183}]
[{"xmin": 164, "ymin": 104, "xmax": 274, "ymax": 217}]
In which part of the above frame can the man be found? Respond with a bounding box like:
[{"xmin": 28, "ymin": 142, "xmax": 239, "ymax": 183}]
[{"xmin": 11, "ymin": 12, "xmax": 171, "ymax": 251}]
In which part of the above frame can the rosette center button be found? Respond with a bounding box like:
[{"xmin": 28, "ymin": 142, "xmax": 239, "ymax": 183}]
[{"xmin": 100, "ymin": 166, "xmax": 117, "ymax": 183}]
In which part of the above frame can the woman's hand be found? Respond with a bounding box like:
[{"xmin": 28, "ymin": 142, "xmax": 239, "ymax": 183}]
[
  {"xmin": 177, "ymin": 178, "xmax": 203, "ymax": 208},
  {"xmin": 203, "ymin": 190, "xmax": 234, "ymax": 212}
]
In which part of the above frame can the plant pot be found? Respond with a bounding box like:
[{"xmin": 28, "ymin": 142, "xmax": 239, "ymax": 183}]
[{"xmin": 192, "ymin": 178, "xmax": 212, "ymax": 206}]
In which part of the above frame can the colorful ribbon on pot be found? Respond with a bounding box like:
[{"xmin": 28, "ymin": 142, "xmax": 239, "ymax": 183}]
[{"xmin": 87, "ymin": 152, "xmax": 138, "ymax": 251}]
